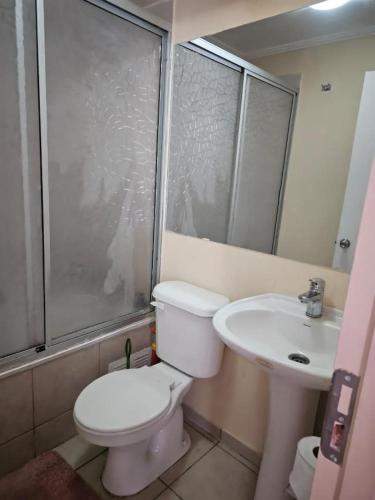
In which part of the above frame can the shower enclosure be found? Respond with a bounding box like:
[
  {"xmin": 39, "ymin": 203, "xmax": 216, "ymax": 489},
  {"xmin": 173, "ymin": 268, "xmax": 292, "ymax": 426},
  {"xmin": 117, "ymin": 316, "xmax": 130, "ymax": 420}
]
[
  {"xmin": 0, "ymin": 0, "xmax": 44, "ymax": 358},
  {"xmin": 167, "ymin": 41, "xmax": 297, "ymax": 255},
  {"xmin": 0, "ymin": 0, "xmax": 167, "ymax": 361}
]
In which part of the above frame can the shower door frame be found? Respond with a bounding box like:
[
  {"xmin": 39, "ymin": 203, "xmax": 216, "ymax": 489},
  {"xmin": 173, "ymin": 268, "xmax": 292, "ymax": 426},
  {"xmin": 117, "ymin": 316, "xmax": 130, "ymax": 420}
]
[
  {"xmin": 176, "ymin": 38, "xmax": 298, "ymax": 255},
  {"xmin": 37, "ymin": 0, "xmax": 169, "ymax": 347},
  {"xmin": 0, "ymin": 0, "xmax": 170, "ymax": 370}
]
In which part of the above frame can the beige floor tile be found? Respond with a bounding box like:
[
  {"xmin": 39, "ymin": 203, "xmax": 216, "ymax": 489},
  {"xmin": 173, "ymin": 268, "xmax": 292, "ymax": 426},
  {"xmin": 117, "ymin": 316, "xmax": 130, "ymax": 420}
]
[
  {"xmin": 218, "ymin": 441, "xmax": 259, "ymax": 474},
  {"xmin": 160, "ymin": 424, "xmax": 215, "ymax": 485},
  {"xmin": 170, "ymin": 446, "xmax": 257, "ymax": 500},
  {"xmin": 185, "ymin": 423, "xmax": 219, "ymax": 445},
  {"xmin": 220, "ymin": 431, "xmax": 261, "ymax": 469},
  {"xmin": 54, "ymin": 434, "xmax": 105, "ymax": 470},
  {"xmin": 77, "ymin": 453, "xmax": 166, "ymax": 500},
  {"xmin": 183, "ymin": 406, "xmax": 221, "ymax": 443},
  {"xmin": 155, "ymin": 488, "xmax": 181, "ymax": 500}
]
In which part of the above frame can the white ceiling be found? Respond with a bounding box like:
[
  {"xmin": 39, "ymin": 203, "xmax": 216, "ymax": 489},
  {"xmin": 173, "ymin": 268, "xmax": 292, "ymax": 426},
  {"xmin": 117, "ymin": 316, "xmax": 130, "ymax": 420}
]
[
  {"xmin": 114, "ymin": 0, "xmax": 173, "ymax": 29},
  {"xmin": 207, "ymin": 0, "xmax": 375, "ymax": 59}
]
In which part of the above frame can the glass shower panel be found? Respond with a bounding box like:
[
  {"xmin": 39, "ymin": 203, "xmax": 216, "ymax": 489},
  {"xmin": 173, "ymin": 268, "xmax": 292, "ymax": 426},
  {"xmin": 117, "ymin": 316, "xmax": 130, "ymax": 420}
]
[
  {"xmin": 0, "ymin": 0, "xmax": 44, "ymax": 357},
  {"xmin": 43, "ymin": 0, "xmax": 162, "ymax": 342},
  {"xmin": 167, "ymin": 46, "xmax": 242, "ymax": 243},
  {"xmin": 228, "ymin": 76, "xmax": 294, "ymax": 253}
]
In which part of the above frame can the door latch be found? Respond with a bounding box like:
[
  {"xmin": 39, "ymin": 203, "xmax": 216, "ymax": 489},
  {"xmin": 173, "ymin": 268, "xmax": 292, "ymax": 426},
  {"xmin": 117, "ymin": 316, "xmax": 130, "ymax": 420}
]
[{"xmin": 321, "ymin": 369, "xmax": 359, "ymax": 465}]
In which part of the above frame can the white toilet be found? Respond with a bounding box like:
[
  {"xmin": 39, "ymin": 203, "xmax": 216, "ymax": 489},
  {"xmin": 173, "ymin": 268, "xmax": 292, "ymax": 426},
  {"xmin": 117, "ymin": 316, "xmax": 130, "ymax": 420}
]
[{"xmin": 73, "ymin": 281, "xmax": 229, "ymax": 496}]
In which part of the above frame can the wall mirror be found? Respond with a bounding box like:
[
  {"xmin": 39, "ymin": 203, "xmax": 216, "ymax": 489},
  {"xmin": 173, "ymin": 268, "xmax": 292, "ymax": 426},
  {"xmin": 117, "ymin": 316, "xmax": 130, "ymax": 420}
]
[{"xmin": 166, "ymin": 0, "xmax": 375, "ymax": 273}]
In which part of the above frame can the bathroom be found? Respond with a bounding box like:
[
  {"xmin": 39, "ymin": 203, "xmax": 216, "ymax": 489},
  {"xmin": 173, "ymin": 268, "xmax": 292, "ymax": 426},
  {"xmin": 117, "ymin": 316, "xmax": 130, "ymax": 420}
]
[{"xmin": 0, "ymin": 0, "xmax": 374, "ymax": 498}]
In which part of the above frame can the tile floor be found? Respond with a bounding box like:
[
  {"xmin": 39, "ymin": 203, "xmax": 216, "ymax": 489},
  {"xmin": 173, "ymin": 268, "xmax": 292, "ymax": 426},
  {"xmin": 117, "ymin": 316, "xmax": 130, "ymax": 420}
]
[{"xmin": 54, "ymin": 424, "xmax": 258, "ymax": 500}]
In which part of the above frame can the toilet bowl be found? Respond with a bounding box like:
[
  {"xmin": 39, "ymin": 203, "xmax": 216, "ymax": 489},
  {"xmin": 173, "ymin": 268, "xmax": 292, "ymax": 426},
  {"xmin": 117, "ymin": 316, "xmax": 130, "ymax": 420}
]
[
  {"xmin": 74, "ymin": 362, "xmax": 192, "ymax": 496},
  {"xmin": 74, "ymin": 281, "xmax": 229, "ymax": 496}
]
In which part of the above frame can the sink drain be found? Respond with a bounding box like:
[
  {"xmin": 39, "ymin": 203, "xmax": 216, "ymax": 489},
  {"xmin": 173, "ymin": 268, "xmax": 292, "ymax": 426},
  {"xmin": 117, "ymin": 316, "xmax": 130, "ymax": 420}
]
[{"xmin": 288, "ymin": 353, "xmax": 310, "ymax": 365}]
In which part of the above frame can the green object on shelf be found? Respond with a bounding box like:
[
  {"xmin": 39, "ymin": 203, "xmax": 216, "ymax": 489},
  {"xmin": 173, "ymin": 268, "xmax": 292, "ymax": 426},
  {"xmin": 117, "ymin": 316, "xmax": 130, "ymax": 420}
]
[{"xmin": 125, "ymin": 338, "xmax": 132, "ymax": 369}]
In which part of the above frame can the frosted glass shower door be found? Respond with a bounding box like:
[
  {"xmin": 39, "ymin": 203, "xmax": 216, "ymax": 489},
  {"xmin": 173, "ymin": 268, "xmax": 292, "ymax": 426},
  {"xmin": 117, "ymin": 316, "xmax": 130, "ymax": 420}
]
[
  {"xmin": 0, "ymin": 0, "xmax": 44, "ymax": 357},
  {"xmin": 228, "ymin": 75, "xmax": 294, "ymax": 253},
  {"xmin": 167, "ymin": 45, "xmax": 242, "ymax": 243},
  {"xmin": 42, "ymin": 0, "xmax": 163, "ymax": 342}
]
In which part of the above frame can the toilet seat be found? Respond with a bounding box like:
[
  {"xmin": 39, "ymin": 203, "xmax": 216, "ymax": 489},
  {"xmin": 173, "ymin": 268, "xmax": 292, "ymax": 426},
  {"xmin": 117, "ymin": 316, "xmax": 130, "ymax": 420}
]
[{"xmin": 74, "ymin": 366, "xmax": 175, "ymax": 434}]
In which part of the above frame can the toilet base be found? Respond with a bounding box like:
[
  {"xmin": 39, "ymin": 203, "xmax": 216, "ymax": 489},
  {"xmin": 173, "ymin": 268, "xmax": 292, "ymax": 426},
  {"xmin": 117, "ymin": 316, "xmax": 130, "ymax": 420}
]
[{"xmin": 102, "ymin": 407, "xmax": 190, "ymax": 496}]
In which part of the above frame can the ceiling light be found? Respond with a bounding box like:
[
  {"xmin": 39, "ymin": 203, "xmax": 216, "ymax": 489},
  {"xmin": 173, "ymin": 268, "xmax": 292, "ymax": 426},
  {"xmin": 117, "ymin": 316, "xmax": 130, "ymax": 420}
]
[{"xmin": 310, "ymin": 0, "xmax": 351, "ymax": 10}]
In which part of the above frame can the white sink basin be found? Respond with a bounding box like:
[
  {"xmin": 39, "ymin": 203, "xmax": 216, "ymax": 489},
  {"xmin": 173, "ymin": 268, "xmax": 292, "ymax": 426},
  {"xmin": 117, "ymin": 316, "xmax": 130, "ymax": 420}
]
[{"xmin": 213, "ymin": 293, "xmax": 341, "ymax": 390}]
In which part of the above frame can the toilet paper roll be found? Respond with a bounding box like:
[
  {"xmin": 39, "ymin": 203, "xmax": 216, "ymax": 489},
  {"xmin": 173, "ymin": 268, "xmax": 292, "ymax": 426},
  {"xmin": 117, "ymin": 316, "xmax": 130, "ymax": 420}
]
[{"xmin": 289, "ymin": 436, "xmax": 321, "ymax": 500}]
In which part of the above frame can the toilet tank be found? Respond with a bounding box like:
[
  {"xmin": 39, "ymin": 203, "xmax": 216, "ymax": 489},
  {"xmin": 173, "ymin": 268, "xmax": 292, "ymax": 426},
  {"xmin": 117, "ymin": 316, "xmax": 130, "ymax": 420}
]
[{"xmin": 152, "ymin": 281, "xmax": 229, "ymax": 378}]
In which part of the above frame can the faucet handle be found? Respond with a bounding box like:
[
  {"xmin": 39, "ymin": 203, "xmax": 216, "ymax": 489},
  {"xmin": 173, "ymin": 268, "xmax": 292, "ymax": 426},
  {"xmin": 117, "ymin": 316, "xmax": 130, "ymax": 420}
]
[{"xmin": 309, "ymin": 278, "xmax": 325, "ymax": 292}]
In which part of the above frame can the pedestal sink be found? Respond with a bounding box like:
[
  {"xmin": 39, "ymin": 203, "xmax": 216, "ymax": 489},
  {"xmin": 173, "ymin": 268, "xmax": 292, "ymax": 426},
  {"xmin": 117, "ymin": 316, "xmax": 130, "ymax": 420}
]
[{"xmin": 213, "ymin": 293, "xmax": 341, "ymax": 500}]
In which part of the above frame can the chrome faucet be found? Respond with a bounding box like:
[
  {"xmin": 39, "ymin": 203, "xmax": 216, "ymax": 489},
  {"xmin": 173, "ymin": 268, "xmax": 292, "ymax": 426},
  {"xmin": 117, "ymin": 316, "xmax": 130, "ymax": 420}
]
[{"xmin": 298, "ymin": 278, "xmax": 325, "ymax": 318}]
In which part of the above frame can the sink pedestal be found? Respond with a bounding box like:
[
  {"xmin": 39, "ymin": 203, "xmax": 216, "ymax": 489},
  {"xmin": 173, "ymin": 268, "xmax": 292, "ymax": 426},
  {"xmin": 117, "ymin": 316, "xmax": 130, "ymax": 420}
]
[{"xmin": 254, "ymin": 376, "xmax": 320, "ymax": 500}]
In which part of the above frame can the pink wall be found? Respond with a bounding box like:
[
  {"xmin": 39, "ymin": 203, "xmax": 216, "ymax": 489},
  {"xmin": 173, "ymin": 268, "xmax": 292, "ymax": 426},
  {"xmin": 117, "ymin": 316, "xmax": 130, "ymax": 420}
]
[{"xmin": 311, "ymin": 162, "xmax": 375, "ymax": 498}]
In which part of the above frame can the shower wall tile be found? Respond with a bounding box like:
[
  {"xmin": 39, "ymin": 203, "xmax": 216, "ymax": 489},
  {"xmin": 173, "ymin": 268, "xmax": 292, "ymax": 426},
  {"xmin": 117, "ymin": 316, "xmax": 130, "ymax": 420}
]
[
  {"xmin": 35, "ymin": 410, "xmax": 76, "ymax": 455},
  {"xmin": 99, "ymin": 325, "xmax": 151, "ymax": 375},
  {"xmin": 0, "ymin": 321, "xmax": 151, "ymax": 478},
  {"xmin": 33, "ymin": 345, "xmax": 99, "ymax": 426},
  {"xmin": 0, "ymin": 370, "xmax": 33, "ymax": 444},
  {"xmin": 0, "ymin": 431, "xmax": 35, "ymax": 477}
]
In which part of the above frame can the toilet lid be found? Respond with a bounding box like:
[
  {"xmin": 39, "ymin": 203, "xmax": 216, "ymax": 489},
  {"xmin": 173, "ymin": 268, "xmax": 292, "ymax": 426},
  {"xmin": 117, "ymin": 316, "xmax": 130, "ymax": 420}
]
[{"xmin": 74, "ymin": 367, "xmax": 173, "ymax": 433}]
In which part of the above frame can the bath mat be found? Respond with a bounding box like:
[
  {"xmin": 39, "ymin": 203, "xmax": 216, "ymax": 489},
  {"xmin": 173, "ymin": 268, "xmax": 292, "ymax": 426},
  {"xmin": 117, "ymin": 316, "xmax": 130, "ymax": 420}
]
[{"xmin": 0, "ymin": 451, "xmax": 100, "ymax": 500}]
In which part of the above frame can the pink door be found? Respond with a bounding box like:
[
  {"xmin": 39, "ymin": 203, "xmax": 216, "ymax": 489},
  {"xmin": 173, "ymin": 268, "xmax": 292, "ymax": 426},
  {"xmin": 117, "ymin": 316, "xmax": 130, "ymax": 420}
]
[{"xmin": 311, "ymin": 161, "xmax": 375, "ymax": 499}]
